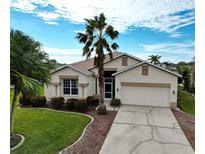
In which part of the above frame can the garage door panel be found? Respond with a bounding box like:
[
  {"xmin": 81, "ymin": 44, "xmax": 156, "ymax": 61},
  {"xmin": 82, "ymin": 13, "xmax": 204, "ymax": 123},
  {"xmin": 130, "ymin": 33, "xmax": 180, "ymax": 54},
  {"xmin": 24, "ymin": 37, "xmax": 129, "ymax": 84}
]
[{"xmin": 121, "ymin": 86, "xmax": 170, "ymax": 107}]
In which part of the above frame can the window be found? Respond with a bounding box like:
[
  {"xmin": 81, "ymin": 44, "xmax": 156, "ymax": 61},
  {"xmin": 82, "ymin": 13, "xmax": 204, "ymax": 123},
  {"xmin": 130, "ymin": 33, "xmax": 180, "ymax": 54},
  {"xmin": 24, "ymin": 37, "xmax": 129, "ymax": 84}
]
[
  {"xmin": 141, "ymin": 64, "xmax": 149, "ymax": 75},
  {"xmin": 122, "ymin": 56, "xmax": 128, "ymax": 66},
  {"xmin": 63, "ymin": 79, "xmax": 78, "ymax": 95}
]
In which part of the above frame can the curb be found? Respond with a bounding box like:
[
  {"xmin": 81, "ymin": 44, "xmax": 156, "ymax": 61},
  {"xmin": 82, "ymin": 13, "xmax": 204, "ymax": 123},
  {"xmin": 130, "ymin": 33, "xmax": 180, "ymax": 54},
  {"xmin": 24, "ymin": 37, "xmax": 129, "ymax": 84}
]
[
  {"xmin": 17, "ymin": 107, "xmax": 94, "ymax": 154},
  {"xmin": 10, "ymin": 134, "xmax": 25, "ymax": 151}
]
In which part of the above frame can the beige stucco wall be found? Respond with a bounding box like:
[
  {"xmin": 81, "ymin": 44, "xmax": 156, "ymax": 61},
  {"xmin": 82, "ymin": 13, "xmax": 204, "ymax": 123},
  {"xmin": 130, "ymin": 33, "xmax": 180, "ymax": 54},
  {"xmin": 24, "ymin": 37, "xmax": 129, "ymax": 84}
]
[
  {"xmin": 90, "ymin": 56, "xmax": 141, "ymax": 95},
  {"xmin": 44, "ymin": 67, "xmax": 94, "ymax": 100},
  {"xmin": 115, "ymin": 65, "xmax": 178, "ymax": 106}
]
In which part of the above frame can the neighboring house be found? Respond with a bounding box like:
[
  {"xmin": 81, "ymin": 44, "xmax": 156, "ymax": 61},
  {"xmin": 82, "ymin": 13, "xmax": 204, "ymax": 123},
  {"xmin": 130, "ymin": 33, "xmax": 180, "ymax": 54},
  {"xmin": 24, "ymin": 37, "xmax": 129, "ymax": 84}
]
[
  {"xmin": 45, "ymin": 52, "xmax": 181, "ymax": 108},
  {"xmin": 160, "ymin": 62, "xmax": 178, "ymax": 71}
]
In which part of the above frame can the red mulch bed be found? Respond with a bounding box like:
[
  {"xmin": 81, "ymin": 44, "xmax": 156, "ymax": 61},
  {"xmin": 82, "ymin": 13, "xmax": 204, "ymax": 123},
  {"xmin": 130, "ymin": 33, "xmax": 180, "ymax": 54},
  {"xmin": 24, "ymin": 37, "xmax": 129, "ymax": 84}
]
[
  {"xmin": 62, "ymin": 108, "xmax": 117, "ymax": 154},
  {"xmin": 172, "ymin": 109, "xmax": 195, "ymax": 150},
  {"xmin": 10, "ymin": 134, "xmax": 22, "ymax": 148}
]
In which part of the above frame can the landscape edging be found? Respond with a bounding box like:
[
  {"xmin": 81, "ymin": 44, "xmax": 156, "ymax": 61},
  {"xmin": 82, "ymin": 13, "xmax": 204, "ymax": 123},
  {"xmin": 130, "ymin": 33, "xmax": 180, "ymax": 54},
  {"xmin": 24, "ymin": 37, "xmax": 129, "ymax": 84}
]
[
  {"xmin": 17, "ymin": 107, "xmax": 94, "ymax": 154},
  {"xmin": 10, "ymin": 134, "xmax": 25, "ymax": 151}
]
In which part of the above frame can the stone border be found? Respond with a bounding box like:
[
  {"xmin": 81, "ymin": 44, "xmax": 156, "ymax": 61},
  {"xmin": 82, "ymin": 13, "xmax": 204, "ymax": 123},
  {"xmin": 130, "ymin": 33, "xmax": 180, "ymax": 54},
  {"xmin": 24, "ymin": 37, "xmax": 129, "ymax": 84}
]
[
  {"xmin": 10, "ymin": 134, "xmax": 25, "ymax": 151},
  {"xmin": 17, "ymin": 107, "xmax": 94, "ymax": 154}
]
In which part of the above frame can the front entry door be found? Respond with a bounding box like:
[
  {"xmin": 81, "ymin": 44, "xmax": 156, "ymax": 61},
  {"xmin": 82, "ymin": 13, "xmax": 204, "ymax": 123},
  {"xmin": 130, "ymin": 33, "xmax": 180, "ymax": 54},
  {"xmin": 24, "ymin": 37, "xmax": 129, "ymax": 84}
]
[{"xmin": 104, "ymin": 78, "xmax": 113, "ymax": 99}]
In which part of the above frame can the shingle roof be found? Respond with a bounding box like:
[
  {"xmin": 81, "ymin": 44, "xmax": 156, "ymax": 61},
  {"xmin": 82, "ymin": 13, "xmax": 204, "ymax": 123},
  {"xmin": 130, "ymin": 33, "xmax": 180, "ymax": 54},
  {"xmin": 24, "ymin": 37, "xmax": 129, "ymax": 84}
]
[
  {"xmin": 51, "ymin": 51, "xmax": 181, "ymax": 78},
  {"xmin": 70, "ymin": 51, "xmax": 122, "ymax": 72},
  {"xmin": 51, "ymin": 52, "xmax": 122, "ymax": 75},
  {"xmin": 112, "ymin": 61, "xmax": 182, "ymax": 77}
]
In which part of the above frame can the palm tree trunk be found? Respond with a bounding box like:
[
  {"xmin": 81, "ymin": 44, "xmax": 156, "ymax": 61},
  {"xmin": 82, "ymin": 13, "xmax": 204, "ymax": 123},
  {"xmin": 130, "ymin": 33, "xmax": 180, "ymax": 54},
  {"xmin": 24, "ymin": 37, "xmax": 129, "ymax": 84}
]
[
  {"xmin": 10, "ymin": 87, "xmax": 19, "ymax": 136},
  {"xmin": 97, "ymin": 54, "xmax": 106, "ymax": 114}
]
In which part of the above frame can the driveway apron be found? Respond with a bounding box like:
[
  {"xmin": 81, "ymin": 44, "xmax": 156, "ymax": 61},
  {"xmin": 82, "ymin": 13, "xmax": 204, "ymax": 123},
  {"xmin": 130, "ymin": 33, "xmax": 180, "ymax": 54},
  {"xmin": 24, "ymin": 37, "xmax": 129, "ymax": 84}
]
[{"xmin": 100, "ymin": 105, "xmax": 194, "ymax": 154}]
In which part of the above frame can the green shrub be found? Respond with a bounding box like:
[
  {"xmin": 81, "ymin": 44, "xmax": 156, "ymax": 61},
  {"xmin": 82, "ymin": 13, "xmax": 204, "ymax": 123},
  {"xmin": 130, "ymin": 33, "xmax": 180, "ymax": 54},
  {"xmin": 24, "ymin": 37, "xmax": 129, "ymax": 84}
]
[
  {"xmin": 86, "ymin": 96, "xmax": 93, "ymax": 104},
  {"xmin": 66, "ymin": 98, "xmax": 79, "ymax": 110},
  {"xmin": 19, "ymin": 95, "xmax": 32, "ymax": 106},
  {"xmin": 86, "ymin": 96, "xmax": 99, "ymax": 106},
  {"xmin": 51, "ymin": 97, "xmax": 65, "ymax": 109},
  {"xmin": 74, "ymin": 99, "xmax": 87, "ymax": 112},
  {"xmin": 110, "ymin": 98, "xmax": 121, "ymax": 107},
  {"xmin": 31, "ymin": 96, "xmax": 46, "ymax": 107}
]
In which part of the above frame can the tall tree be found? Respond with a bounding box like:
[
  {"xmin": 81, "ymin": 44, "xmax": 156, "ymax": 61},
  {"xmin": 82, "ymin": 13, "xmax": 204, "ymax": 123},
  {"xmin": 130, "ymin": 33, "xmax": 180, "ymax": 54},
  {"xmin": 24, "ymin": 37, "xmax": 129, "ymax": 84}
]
[
  {"xmin": 76, "ymin": 13, "xmax": 119, "ymax": 114},
  {"xmin": 10, "ymin": 30, "xmax": 55, "ymax": 135},
  {"xmin": 148, "ymin": 54, "xmax": 161, "ymax": 64},
  {"xmin": 178, "ymin": 65, "xmax": 191, "ymax": 91}
]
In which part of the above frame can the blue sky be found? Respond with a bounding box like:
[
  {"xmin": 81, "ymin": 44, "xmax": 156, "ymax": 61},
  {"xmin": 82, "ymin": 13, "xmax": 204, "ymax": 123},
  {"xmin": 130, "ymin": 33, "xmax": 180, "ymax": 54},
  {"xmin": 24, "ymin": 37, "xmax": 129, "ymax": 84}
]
[{"xmin": 11, "ymin": 0, "xmax": 195, "ymax": 63}]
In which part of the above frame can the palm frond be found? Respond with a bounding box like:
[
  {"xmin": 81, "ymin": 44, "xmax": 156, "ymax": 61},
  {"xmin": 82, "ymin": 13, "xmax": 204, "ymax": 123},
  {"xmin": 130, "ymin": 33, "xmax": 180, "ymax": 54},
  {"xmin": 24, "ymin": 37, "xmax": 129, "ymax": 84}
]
[
  {"xmin": 111, "ymin": 43, "xmax": 119, "ymax": 50},
  {"xmin": 11, "ymin": 70, "xmax": 40, "ymax": 95},
  {"xmin": 75, "ymin": 32, "xmax": 88, "ymax": 43}
]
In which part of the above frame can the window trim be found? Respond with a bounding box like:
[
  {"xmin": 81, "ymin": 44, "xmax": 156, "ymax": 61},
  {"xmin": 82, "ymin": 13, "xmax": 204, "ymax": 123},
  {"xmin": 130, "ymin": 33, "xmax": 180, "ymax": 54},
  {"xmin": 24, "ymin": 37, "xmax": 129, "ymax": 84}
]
[{"xmin": 63, "ymin": 78, "xmax": 79, "ymax": 96}]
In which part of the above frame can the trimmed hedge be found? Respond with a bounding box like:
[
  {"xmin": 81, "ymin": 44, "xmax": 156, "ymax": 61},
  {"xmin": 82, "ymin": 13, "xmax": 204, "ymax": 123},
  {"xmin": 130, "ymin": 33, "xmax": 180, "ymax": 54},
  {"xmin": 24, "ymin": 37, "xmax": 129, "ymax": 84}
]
[
  {"xmin": 31, "ymin": 96, "xmax": 46, "ymax": 107},
  {"xmin": 66, "ymin": 98, "xmax": 79, "ymax": 110},
  {"xmin": 51, "ymin": 97, "xmax": 65, "ymax": 109},
  {"xmin": 110, "ymin": 98, "xmax": 121, "ymax": 107},
  {"xmin": 86, "ymin": 96, "xmax": 99, "ymax": 106},
  {"xmin": 74, "ymin": 99, "xmax": 87, "ymax": 112},
  {"xmin": 19, "ymin": 95, "xmax": 32, "ymax": 106}
]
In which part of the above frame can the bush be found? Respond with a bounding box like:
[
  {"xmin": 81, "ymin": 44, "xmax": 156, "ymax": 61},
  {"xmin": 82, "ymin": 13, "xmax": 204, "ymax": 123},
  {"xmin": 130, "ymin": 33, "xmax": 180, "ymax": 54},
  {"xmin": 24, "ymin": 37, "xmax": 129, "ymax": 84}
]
[
  {"xmin": 86, "ymin": 96, "xmax": 99, "ymax": 106},
  {"xmin": 86, "ymin": 96, "xmax": 94, "ymax": 105},
  {"xmin": 19, "ymin": 95, "xmax": 32, "ymax": 106},
  {"xmin": 66, "ymin": 98, "xmax": 79, "ymax": 110},
  {"xmin": 74, "ymin": 99, "xmax": 87, "ymax": 112},
  {"xmin": 31, "ymin": 96, "xmax": 46, "ymax": 107},
  {"xmin": 188, "ymin": 83, "xmax": 195, "ymax": 94},
  {"xmin": 51, "ymin": 97, "xmax": 65, "ymax": 109},
  {"xmin": 110, "ymin": 98, "xmax": 121, "ymax": 107}
]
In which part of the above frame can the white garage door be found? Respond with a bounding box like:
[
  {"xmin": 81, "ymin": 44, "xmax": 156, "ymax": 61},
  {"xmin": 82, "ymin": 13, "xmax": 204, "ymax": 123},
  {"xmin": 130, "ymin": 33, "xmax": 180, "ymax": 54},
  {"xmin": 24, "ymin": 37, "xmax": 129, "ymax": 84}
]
[{"xmin": 121, "ymin": 85, "xmax": 170, "ymax": 107}]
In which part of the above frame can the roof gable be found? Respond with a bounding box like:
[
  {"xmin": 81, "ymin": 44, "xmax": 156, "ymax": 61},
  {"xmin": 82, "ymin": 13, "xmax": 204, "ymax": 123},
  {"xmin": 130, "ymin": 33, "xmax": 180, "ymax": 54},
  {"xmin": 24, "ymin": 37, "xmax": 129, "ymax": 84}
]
[
  {"xmin": 88, "ymin": 52, "xmax": 145, "ymax": 70},
  {"xmin": 51, "ymin": 65, "xmax": 93, "ymax": 76},
  {"xmin": 51, "ymin": 52, "xmax": 122, "ymax": 75},
  {"xmin": 112, "ymin": 61, "xmax": 182, "ymax": 77}
]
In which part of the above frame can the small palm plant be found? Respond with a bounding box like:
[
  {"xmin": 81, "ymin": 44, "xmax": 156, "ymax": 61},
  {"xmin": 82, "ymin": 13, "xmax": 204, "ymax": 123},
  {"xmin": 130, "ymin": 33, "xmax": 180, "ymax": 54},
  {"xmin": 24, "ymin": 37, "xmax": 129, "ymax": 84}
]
[
  {"xmin": 76, "ymin": 13, "xmax": 119, "ymax": 114},
  {"xmin": 10, "ymin": 30, "xmax": 55, "ymax": 135},
  {"xmin": 148, "ymin": 54, "xmax": 161, "ymax": 64}
]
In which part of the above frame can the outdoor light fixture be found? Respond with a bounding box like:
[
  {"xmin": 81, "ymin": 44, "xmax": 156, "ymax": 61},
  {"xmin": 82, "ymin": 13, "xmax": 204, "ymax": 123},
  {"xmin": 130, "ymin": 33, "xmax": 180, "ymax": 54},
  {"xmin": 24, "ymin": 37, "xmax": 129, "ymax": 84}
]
[{"xmin": 173, "ymin": 90, "xmax": 175, "ymax": 94}]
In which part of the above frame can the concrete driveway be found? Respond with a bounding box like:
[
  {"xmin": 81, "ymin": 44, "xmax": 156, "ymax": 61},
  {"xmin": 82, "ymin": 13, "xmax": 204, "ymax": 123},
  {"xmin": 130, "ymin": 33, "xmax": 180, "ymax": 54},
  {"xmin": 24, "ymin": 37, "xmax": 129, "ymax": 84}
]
[{"xmin": 100, "ymin": 105, "xmax": 194, "ymax": 154}]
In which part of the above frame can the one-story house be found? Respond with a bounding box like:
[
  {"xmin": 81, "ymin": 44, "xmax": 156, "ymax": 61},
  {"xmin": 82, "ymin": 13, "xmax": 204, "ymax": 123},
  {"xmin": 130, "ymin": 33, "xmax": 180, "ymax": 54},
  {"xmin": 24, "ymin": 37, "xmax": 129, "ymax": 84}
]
[{"xmin": 44, "ymin": 52, "xmax": 181, "ymax": 108}]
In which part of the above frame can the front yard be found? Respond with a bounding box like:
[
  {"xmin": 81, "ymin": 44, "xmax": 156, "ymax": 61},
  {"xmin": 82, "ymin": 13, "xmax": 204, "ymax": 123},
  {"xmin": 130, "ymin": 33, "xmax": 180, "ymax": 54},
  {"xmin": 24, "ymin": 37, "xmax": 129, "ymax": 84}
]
[
  {"xmin": 10, "ymin": 89, "xmax": 92, "ymax": 154},
  {"xmin": 177, "ymin": 85, "xmax": 195, "ymax": 116}
]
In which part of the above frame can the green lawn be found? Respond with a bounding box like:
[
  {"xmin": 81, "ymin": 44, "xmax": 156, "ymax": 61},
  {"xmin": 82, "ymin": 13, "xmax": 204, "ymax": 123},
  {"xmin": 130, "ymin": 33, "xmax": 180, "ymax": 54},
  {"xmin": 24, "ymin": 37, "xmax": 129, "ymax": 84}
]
[
  {"xmin": 10, "ymin": 88, "xmax": 91, "ymax": 154},
  {"xmin": 177, "ymin": 85, "xmax": 195, "ymax": 116}
]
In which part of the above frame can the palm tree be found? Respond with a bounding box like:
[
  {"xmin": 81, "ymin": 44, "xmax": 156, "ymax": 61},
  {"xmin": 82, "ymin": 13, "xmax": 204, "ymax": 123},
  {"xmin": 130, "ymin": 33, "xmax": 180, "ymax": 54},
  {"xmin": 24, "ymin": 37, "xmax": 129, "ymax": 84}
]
[
  {"xmin": 76, "ymin": 13, "xmax": 119, "ymax": 114},
  {"xmin": 148, "ymin": 54, "xmax": 161, "ymax": 64},
  {"xmin": 10, "ymin": 30, "xmax": 55, "ymax": 135}
]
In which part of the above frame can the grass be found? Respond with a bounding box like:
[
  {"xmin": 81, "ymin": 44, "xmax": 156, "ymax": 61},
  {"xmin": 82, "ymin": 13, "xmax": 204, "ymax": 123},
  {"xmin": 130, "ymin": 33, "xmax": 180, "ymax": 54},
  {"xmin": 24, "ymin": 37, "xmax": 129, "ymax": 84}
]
[
  {"xmin": 10, "ymin": 87, "xmax": 91, "ymax": 154},
  {"xmin": 177, "ymin": 85, "xmax": 195, "ymax": 116}
]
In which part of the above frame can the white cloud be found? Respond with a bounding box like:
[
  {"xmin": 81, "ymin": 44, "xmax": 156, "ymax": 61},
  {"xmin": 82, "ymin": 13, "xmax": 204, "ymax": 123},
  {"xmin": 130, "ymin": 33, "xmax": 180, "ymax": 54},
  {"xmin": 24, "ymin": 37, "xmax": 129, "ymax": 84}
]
[
  {"xmin": 11, "ymin": 0, "xmax": 37, "ymax": 13},
  {"xmin": 43, "ymin": 47, "xmax": 87, "ymax": 63},
  {"xmin": 169, "ymin": 33, "xmax": 182, "ymax": 38},
  {"xmin": 44, "ymin": 21, "xmax": 59, "ymax": 25},
  {"xmin": 37, "ymin": 11, "xmax": 60, "ymax": 21},
  {"xmin": 136, "ymin": 41, "xmax": 195, "ymax": 62},
  {"xmin": 11, "ymin": 0, "xmax": 195, "ymax": 37}
]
